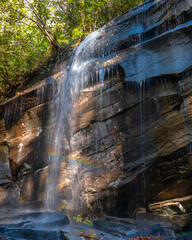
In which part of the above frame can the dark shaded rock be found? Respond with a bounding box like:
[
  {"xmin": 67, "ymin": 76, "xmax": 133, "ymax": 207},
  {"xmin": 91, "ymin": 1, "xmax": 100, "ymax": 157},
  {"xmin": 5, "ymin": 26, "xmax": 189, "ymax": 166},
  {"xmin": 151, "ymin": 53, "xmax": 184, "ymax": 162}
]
[
  {"xmin": 0, "ymin": 226, "xmax": 62, "ymax": 240},
  {"xmin": 172, "ymin": 213, "xmax": 192, "ymax": 233},
  {"xmin": 0, "ymin": 184, "xmax": 19, "ymax": 207},
  {"xmin": 19, "ymin": 168, "xmax": 48, "ymax": 202},
  {"xmin": 0, "ymin": 119, "xmax": 11, "ymax": 184},
  {"xmin": 12, "ymin": 212, "xmax": 69, "ymax": 228},
  {"xmin": 128, "ymin": 224, "xmax": 175, "ymax": 238},
  {"xmin": 176, "ymin": 233, "xmax": 192, "ymax": 240},
  {"xmin": 93, "ymin": 219, "xmax": 132, "ymax": 233},
  {"xmin": 136, "ymin": 213, "xmax": 172, "ymax": 228},
  {"xmin": 133, "ymin": 207, "xmax": 146, "ymax": 219},
  {"xmin": 63, "ymin": 228, "xmax": 121, "ymax": 240},
  {"xmin": 0, "ymin": 144, "xmax": 11, "ymax": 184}
]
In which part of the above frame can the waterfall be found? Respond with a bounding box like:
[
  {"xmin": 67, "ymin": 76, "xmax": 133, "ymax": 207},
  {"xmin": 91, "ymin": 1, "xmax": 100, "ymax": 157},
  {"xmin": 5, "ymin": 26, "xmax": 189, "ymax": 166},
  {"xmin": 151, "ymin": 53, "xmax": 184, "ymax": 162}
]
[{"xmin": 45, "ymin": 30, "xmax": 102, "ymax": 210}]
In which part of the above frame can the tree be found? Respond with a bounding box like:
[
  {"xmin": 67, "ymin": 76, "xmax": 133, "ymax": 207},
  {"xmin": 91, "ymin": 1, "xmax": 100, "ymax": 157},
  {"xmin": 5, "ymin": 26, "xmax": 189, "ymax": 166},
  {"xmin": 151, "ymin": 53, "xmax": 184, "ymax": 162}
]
[
  {"xmin": 0, "ymin": 0, "xmax": 51, "ymax": 96},
  {"xmin": 0, "ymin": 0, "xmax": 143, "ymax": 98},
  {"xmin": 1, "ymin": 0, "xmax": 60, "ymax": 49}
]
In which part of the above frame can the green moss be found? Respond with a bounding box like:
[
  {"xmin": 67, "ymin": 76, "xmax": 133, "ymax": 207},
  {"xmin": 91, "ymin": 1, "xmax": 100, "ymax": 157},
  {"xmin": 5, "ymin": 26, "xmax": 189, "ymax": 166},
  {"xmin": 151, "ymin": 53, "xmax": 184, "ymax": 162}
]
[{"xmin": 73, "ymin": 215, "xmax": 93, "ymax": 226}]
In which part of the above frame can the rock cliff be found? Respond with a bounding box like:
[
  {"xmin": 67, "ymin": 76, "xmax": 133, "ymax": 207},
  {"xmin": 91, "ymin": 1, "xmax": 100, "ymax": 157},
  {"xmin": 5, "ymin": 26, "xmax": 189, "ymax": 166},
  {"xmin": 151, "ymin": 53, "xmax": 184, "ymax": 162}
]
[{"xmin": 0, "ymin": 0, "xmax": 192, "ymax": 220}]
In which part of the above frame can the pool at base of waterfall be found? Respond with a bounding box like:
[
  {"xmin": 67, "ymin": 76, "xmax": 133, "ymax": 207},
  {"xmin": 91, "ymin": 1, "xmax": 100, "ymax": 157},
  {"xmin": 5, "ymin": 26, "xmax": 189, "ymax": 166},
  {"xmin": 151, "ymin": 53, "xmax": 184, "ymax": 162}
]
[{"xmin": 0, "ymin": 209, "xmax": 191, "ymax": 240}]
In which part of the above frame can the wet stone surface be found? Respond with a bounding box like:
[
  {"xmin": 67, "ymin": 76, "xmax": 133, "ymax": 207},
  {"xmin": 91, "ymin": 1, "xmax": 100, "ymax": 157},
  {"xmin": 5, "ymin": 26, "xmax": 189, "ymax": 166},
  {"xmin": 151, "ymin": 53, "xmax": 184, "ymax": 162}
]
[{"xmin": 0, "ymin": 210, "xmax": 191, "ymax": 240}]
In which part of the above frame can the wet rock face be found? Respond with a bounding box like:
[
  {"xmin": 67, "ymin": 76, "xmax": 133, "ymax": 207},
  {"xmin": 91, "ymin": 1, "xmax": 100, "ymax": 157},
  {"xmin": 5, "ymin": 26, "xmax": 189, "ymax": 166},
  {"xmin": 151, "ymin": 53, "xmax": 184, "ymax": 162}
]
[
  {"xmin": 0, "ymin": 120, "xmax": 11, "ymax": 184},
  {"xmin": 0, "ymin": 0, "xmax": 192, "ymax": 218},
  {"xmin": 66, "ymin": 72, "xmax": 192, "ymax": 216},
  {"xmin": 0, "ymin": 144, "xmax": 11, "ymax": 184}
]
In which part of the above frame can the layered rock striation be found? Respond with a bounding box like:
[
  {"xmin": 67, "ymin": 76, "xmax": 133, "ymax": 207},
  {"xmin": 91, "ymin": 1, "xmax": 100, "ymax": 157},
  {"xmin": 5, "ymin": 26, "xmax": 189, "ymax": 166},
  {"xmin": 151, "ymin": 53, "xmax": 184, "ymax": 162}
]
[{"xmin": 0, "ymin": 0, "xmax": 192, "ymax": 218}]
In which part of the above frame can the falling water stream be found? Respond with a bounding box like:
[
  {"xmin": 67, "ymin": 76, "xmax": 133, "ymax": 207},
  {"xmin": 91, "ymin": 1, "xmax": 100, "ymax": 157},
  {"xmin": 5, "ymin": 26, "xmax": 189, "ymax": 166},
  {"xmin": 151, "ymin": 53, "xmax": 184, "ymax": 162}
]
[{"xmin": 45, "ymin": 30, "xmax": 103, "ymax": 210}]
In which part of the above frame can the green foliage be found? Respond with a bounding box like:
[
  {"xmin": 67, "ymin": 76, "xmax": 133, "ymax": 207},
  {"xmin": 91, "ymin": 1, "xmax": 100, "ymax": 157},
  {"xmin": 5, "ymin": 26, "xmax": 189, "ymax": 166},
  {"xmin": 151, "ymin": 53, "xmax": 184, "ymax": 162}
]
[
  {"xmin": 73, "ymin": 215, "xmax": 93, "ymax": 226},
  {"xmin": 0, "ymin": 0, "xmax": 143, "ymax": 98}
]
